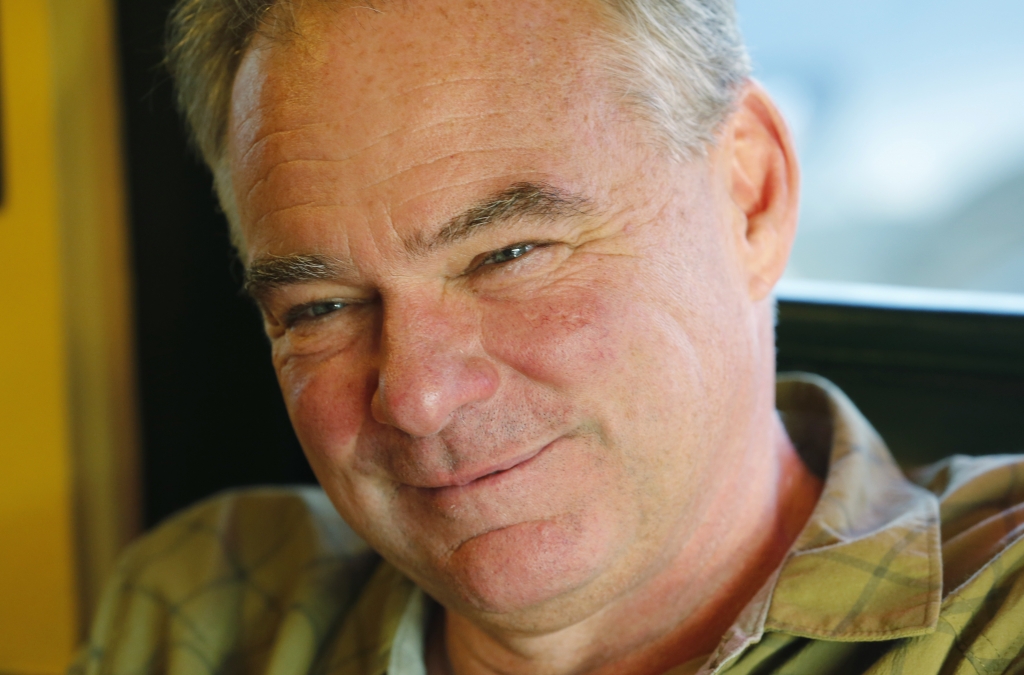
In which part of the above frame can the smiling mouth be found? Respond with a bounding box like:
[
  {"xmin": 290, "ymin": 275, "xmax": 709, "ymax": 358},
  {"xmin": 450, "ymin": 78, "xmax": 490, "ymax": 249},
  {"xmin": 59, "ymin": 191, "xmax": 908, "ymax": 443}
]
[{"xmin": 421, "ymin": 441, "xmax": 555, "ymax": 490}]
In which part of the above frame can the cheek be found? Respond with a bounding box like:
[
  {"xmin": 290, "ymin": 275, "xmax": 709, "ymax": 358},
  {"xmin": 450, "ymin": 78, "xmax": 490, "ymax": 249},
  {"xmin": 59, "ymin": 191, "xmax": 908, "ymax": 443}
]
[
  {"xmin": 479, "ymin": 272, "xmax": 688, "ymax": 415},
  {"xmin": 275, "ymin": 348, "xmax": 377, "ymax": 471},
  {"xmin": 480, "ymin": 268, "xmax": 718, "ymax": 477},
  {"xmin": 481, "ymin": 280, "xmax": 622, "ymax": 386}
]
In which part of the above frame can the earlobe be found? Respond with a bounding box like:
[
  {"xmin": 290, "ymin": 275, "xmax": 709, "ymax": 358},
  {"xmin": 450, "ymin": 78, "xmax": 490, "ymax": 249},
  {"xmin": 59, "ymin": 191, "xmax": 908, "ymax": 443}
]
[{"xmin": 724, "ymin": 82, "xmax": 801, "ymax": 301}]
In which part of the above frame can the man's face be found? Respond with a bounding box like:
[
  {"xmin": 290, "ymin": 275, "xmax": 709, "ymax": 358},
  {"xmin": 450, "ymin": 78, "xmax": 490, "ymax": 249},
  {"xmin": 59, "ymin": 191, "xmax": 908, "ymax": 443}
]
[{"xmin": 230, "ymin": 0, "xmax": 766, "ymax": 627}]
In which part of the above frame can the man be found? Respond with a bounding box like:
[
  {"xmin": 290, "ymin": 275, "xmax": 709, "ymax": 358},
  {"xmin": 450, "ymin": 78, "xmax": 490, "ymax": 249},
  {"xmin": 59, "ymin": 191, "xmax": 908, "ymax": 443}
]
[{"xmin": 75, "ymin": 1, "xmax": 1024, "ymax": 673}]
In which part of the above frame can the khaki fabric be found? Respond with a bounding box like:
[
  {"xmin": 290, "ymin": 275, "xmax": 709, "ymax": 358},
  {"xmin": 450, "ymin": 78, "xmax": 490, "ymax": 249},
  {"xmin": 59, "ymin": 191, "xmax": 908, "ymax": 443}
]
[{"xmin": 72, "ymin": 375, "xmax": 1024, "ymax": 675}]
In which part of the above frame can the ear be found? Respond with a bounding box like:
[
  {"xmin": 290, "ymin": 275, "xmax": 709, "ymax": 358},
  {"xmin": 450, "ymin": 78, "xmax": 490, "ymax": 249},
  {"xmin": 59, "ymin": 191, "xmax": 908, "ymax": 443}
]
[{"xmin": 718, "ymin": 81, "xmax": 800, "ymax": 301}]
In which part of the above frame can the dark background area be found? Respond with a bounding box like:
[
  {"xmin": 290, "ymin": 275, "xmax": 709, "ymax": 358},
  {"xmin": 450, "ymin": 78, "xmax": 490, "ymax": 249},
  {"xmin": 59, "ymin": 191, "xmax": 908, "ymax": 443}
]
[
  {"xmin": 116, "ymin": 0, "xmax": 314, "ymax": 529},
  {"xmin": 115, "ymin": 2, "xmax": 1024, "ymax": 530},
  {"xmin": 774, "ymin": 302, "xmax": 1024, "ymax": 469}
]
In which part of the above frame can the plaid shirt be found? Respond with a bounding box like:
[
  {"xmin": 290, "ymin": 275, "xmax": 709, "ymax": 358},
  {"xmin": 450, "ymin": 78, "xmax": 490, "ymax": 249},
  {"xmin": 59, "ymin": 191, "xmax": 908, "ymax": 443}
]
[{"xmin": 74, "ymin": 375, "xmax": 1024, "ymax": 675}]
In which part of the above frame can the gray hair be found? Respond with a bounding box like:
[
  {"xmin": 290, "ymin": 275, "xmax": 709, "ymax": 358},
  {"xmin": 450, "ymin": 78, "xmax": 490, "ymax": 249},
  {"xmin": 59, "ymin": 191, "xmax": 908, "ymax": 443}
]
[{"xmin": 165, "ymin": 0, "xmax": 750, "ymax": 249}]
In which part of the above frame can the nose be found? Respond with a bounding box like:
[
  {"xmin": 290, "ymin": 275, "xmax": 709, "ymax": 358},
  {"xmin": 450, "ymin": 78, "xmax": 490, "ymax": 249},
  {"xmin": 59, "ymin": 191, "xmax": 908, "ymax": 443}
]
[{"xmin": 370, "ymin": 293, "xmax": 499, "ymax": 437}]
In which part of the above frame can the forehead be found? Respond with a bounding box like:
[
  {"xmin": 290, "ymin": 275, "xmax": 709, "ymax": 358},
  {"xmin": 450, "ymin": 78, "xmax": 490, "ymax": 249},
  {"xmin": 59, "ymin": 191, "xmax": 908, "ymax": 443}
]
[
  {"xmin": 227, "ymin": 0, "xmax": 629, "ymax": 259},
  {"xmin": 233, "ymin": 0, "xmax": 610, "ymax": 114}
]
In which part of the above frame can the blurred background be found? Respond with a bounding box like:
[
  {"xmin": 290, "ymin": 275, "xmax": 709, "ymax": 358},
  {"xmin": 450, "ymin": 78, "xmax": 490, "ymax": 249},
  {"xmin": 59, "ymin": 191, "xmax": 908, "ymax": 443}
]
[
  {"xmin": 739, "ymin": 0, "xmax": 1024, "ymax": 292},
  {"xmin": 0, "ymin": 0, "xmax": 1021, "ymax": 671}
]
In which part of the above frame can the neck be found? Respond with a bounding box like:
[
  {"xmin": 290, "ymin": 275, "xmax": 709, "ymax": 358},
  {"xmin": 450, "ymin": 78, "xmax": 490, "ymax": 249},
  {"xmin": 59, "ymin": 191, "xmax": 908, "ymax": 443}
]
[{"xmin": 429, "ymin": 414, "xmax": 823, "ymax": 675}]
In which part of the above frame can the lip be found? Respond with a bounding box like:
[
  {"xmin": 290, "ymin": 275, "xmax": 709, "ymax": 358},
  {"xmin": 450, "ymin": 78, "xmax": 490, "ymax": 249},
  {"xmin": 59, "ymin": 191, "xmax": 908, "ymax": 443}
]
[{"xmin": 416, "ymin": 440, "xmax": 555, "ymax": 490}]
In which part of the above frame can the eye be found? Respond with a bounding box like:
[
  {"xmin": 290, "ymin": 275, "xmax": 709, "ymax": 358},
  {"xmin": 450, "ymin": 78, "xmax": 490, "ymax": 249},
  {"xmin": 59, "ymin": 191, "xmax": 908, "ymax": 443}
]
[
  {"xmin": 283, "ymin": 299, "xmax": 348, "ymax": 328},
  {"xmin": 480, "ymin": 243, "xmax": 536, "ymax": 267}
]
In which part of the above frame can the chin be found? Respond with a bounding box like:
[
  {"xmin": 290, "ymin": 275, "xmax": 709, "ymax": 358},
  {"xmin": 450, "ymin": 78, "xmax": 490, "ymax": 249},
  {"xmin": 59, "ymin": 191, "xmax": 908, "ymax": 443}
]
[{"xmin": 440, "ymin": 515, "xmax": 617, "ymax": 618}]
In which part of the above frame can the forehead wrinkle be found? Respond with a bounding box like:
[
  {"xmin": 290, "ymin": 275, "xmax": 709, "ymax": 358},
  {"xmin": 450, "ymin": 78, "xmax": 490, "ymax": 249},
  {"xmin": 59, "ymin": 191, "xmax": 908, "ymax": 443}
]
[
  {"xmin": 252, "ymin": 202, "xmax": 348, "ymax": 231},
  {"xmin": 246, "ymin": 145, "xmax": 538, "ymax": 231},
  {"xmin": 234, "ymin": 60, "xmax": 540, "ymax": 147},
  {"xmin": 247, "ymin": 105, "xmax": 517, "ymax": 181},
  {"xmin": 237, "ymin": 124, "xmax": 340, "ymax": 213},
  {"xmin": 245, "ymin": 157, "xmax": 345, "ymax": 206},
  {"xmin": 332, "ymin": 109, "xmax": 518, "ymax": 164},
  {"xmin": 233, "ymin": 44, "xmax": 573, "ymax": 203},
  {"xmin": 245, "ymin": 150, "xmax": 536, "ymax": 243},
  {"xmin": 241, "ymin": 74, "xmax": 520, "ymax": 164},
  {"xmin": 360, "ymin": 146, "xmax": 539, "ymax": 193},
  {"xmin": 234, "ymin": 0, "xmax": 603, "ymax": 156},
  {"xmin": 235, "ymin": 120, "xmax": 331, "ymax": 169},
  {"xmin": 239, "ymin": 105, "xmax": 524, "ymax": 210},
  {"xmin": 251, "ymin": 109, "xmax": 521, "ymax": 194},
  {"xmin": 348, "ymin": 76, "xmax": 525, "ymax": 115}
]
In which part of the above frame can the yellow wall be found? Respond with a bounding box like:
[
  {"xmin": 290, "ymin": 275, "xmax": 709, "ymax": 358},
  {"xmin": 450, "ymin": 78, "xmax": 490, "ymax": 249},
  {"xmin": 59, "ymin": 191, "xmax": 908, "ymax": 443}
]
[
  {"xmin": 0, "ymin": 0, "xmax": 80, "ymax": 670},
  {"xmin": 51, "ymin": 0, "xmax": 141, "ymax": 633},
  {"xmin": 0, "ymin": 0, "xmax": 137, "ymax": 671}
]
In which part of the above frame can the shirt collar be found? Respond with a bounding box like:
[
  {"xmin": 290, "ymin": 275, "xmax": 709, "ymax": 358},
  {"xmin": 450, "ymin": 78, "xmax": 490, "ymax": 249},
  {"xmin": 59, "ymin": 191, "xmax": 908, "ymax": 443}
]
[
  {"xmin": 766, "ymin": 373, "xmax": 942, "ymax": 641},
  {"xmin": 317, "ymin": 561, "xmax": 419, "ymax": 675},
  {"xmin": 702, "ymin": 375, "xmax": 942, "ymax": 673},
  {"xmin": 387, "ymin": 587, "xmax": 432, "ymax": 675}
]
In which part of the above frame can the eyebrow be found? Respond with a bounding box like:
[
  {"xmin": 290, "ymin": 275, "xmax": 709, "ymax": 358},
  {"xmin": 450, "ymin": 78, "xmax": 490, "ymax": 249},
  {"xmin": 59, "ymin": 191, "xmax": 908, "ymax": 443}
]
[
  {"xmin": 244, "ymin": 181, "xmax": 592, "ymax": 299},
  {"xmin": 406, "ymin": 181, "xmax": 592, "ymax": 255},
  {"xmin": 245, "ymin": 254, "xmax": 351, "ymax": 301}
]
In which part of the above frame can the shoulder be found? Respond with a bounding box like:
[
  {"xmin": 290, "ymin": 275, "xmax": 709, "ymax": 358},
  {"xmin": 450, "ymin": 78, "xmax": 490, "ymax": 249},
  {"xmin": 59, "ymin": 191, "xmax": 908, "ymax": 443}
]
[
  {"xmin": 912, "ymin": 454, "xmax": 1024, "ymax": 592},
  {"xmin": 914, "ymin": 453, "xmax": 1024, "ymax": 516},
  {"xmin": 117, "ymin": 485, "xmax": 370, "ymax": 579},
  {"xmin": 894, "ymin": 455, "xmax": 1024, "ymax": 672},
  {"xmin": 74, "ymin": 486, "xmax": 380, "ymax": 674}
]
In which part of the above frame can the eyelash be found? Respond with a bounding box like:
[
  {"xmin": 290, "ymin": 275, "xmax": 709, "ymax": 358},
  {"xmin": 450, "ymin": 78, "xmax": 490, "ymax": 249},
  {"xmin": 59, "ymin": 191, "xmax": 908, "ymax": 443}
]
[
  {"xmin": 481, "ymin": 243, "xmax": 536, "ymax": 265},
  {"xmin": 283, "ymin": 299, "xmax": 349, "ymax": 328},
  {"xmin": 471, "ymin": 242, "xmax": 545, "ymax": 275}
]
